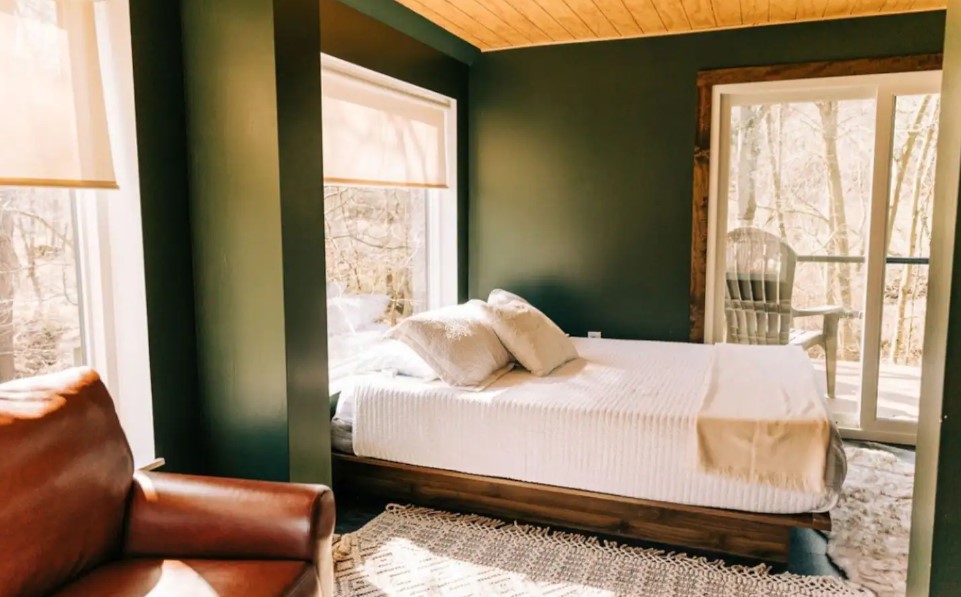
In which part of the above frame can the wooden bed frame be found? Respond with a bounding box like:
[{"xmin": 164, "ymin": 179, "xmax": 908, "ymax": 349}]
[{"xmin": 333, "ymin": 453, "xmax": 831, "ymax": 564}]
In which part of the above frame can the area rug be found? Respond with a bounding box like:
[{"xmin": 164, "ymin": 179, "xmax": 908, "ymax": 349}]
[
  {"xmin": 828, "ymin": 446, "xmax": 915, "ymax": 597},
  {"xmin": 333, "ymin": 504, "xmax": 870, "ymax": 596}
]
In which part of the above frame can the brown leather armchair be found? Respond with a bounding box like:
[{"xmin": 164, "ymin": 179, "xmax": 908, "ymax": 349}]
[{"xmin": 0, "ymin": 368, "xmax": 335, "ymax": 597}]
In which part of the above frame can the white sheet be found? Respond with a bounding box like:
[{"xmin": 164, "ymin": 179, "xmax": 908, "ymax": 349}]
[
  {"xmin": 338, "ymin": 337, "xmax": 846, "ymax": 514},
  {"xmin": 327, "ymin": 327, "xmax": 389, "ymax": 395}
]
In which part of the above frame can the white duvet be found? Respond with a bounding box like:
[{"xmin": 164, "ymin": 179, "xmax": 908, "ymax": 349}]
[{"xmin": 336, "ymin": 337, "xmax": 846, "ymax": 514}]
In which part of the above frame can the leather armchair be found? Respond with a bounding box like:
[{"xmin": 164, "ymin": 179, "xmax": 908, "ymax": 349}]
[{"xmin": 0, "ymin": 368, "xmax": 335, "ymax": 597}]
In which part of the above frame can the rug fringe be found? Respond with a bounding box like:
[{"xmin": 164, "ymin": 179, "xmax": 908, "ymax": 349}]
[
  {"xmin": 385, "ymin": 503, "xmax": 763, "ymax": 570},
  {"xmin": 354, "ymin": 503, "xmax": 874, "ymax": 595}
]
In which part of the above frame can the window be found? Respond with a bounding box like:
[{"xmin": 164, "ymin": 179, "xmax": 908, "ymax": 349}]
[
  {"xmin": 1, "ymin": 1, "xmax": 154, "ymax": 464},
  {"xmin": 321, "ymin": 55, "xmax": 457, "ymax": 382},
  {"xmin": 706, "ymin": 68, "xmax": 941, "ymax": 444},
  {"xmin": 325, "ymin": 185, "xmax": 429, "ymax": 323},
  {"xmin": 0, "ymin": 188, "xmax": 82, "ymax": 380}
]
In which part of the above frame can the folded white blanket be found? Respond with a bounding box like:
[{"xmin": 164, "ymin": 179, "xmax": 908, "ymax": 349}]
[{"xmin": 696, "ymin": 344, "xmax": 831, "ymax": 493}]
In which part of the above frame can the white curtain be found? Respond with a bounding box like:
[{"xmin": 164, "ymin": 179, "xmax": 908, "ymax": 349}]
[
  {"xmin": 0, "ymin": 0, "xmax": 116, "ymax": 188},
  {"xmin": 322, "ymin": 67, "xmax": 449, "ymax": 189}
]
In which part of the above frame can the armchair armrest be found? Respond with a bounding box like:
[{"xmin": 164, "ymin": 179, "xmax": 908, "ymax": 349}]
[
  {"xmin": 792, "ymin": 305, "xmax": 846, "ymax": 317},
  {"xmin": 124, "ymin": 471, "xmax": 335, "ymax": 563}
]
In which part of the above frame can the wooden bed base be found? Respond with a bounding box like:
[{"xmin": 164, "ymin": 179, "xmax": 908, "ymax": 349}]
[{"xmin": 333, "ymin": 453, "xmax": 831, "ymax": 564}]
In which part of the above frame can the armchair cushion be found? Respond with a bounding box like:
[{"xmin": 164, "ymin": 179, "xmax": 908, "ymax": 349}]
[
  {"xmin": 0, "ymin": 368, "xmax": 133, "ymax": 597},
  {"xmin": 125, "ymin": 471, "xmax": 335, "ymax": 564},
  {"xmin": 52, "ymin": 559, "xmax": 317, "ymax": 597}
]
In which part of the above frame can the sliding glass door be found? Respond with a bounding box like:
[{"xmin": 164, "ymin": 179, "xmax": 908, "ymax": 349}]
[{"xmin": 706, "ymin": 71, "xmax": 941, "ymax": 444}]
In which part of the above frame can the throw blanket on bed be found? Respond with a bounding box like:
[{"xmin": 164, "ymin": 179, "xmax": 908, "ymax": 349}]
[{"xmin": 696, "ymin": 344, "xmax": 831, "ymax": 493}]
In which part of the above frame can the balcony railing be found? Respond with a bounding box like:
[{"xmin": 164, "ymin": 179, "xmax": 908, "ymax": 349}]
[
  {"xmin": 792, "ymin": 255, "xmax": 929, "ymax": 320},
  {"xmin": 796, "ymin": 255, "xmax": 930, "ymax": 265}
]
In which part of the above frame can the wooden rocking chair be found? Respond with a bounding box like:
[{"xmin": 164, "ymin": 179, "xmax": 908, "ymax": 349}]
[{"xmin": 724, "ymin": 228, "xmax": 843, "ymax": 398}]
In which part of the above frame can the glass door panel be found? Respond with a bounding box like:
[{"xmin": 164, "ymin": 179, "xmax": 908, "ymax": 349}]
[
  {"xmin": 712, "ymin": 71, "xmax": 942, "ymax": 443},
  {"xmin": 873, "ymin": 93, "xmax": 940, "ymax": 424},
  {"xmin": 723, "ymin": 98, "xmax": 876, "ymax": 427}
]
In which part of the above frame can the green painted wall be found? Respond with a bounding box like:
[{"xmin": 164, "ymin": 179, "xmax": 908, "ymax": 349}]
[
  {"xmin": 181, "ymin": 0, "xmax": 298, "ymax": 482},
  {"xmin": 275, "ymin": 0, "xmax": 330, "ymax": 484},
  {"xmin": 321, "ymin": 0, "xmax": 470, "ymax": 300},
  {"xmin": 173, "ymin": 0, "xmax": 465, "ymax": 482},
  {"xmin": 129, "ymin": 0, "xmax": 204, "ymax": 474},
  {"xmin": 469, "ymin": 11, "xmax": 947, "ymax": 341}
]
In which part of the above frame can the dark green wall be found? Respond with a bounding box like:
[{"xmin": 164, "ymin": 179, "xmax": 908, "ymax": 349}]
[
  {"xmin": 470, "ymin": 11, "xmax": 947, "ymax": 342},
  {"xmin": 321, "ymin": 0, "xmax": 470, "ymax": 300},
  {"xmin": 129, "ymin": 0, "xmax": 204, "ymax": 474},
  {"xmin": 170, "ymin": 0, "xmax": 466, "ymax": 482},
  {"xmin": 180, "ymin": 0, "xmax": 323, "ymax": 482},
  {"xmin": 275, "ymin": 0, "xmax": 329, "ymax": 484}
]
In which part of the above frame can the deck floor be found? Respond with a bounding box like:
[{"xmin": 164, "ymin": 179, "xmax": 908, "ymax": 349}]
[{"xmin": 811, "ymin": 358, "xmax": 920, "ymax": 422}]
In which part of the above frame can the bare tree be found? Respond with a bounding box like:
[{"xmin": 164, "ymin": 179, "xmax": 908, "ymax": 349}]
[
  {"xmin": 0, "ymin": 192, "xmax": 20, "ymax": 380},
  {"xmin": 763, "ymin": 105, "xmax": 788, "ymax": 238},
  {"xmin": 325, "ymin": 185, "xmax": 426, "ymax": 327},
  {"xmin": 887, "ymin": 95, "xmax": 934, "ymax": 254},
  {"xmin": 0, "ymin": 187, "xmax": 81, "ymax": 381},
  {"xmin": 817, "ymin": 101, "xmax": 857, "ymax": 358},
  {"xmin": 890, "ymin": 102, "xmax": 939, "ymax": 363},
  {"xmin": 734, "ymin": 105, "xmax": 768, "ymax": 223}
]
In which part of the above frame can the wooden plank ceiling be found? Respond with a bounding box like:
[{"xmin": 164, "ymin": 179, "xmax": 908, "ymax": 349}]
[{"xmin": 393, "ymin": 0, "xmax": 946, "ymax": 51}]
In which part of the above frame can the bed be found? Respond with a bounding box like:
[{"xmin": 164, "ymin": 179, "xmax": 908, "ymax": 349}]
[{"xmin": 330, "ymin": 336, "xmax": 846, "ymax": 562}]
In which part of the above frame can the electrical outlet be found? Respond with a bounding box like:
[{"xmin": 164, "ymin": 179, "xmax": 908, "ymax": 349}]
[{"xmin": 587, "ymin": 331, "xmax": 602, "ymax": 338}]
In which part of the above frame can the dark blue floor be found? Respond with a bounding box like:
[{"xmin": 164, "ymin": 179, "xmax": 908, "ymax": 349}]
[{"xmin": 335, "ymin": 440, "xmax": 915, "ymax": 578}]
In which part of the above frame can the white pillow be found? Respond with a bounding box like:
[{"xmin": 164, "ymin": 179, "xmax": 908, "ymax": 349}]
[
  {"xmin": 386, "ymin": 300, "xmax": 512, "ymax": 388},
  {"xmin": 486, "ymin": 289, "xmax": 578, "ymax": 376},
  {"xmin": 488, "ymin": 288, "xmax": 529, "ymax": 306},
  {"xmin": 352, "ymin": 339, "xmax": 438, "ymax": 380},
  {"xmin": 326, "ymin": 281, "xmax": 345, "ymax": 299},
  {"xmin": 326, "ymin": 299, "xmax": 353, "ymax": 335},
  {"xmin": 327, "ymin": 294, "xmax": 390, "ymax": 335}
]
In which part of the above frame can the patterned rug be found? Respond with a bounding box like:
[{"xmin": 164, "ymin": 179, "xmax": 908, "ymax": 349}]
[
  {"xmin": 333, "ymin": 505, "xmax": 871, "ymax": 596},
  {"xmin": 828, "ymin": 446, "xmax": 915, "ymax": 597}
]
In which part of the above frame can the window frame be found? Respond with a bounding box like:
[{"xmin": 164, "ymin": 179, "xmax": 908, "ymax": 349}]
[
  {"xmin": 77, "ymin": 0, "xmax": 154, "ymax": 466},
  {"xmin": 321, "ymin": 53, "xmax": 459, "ymax": 315},
  {"xmin": 0, "ymin": 0, "xmax": 153, "ymax": 465},
  {"xmin": 701, "ymin": 65, "xmax": 941, "ymax": 446},
  {"xmin": 689, "ymin": 54, "xmax": 943, "ymax": 345},
  {"xmin": 705, "ymin": 70, "xmax": 942, "ymax": 345}
]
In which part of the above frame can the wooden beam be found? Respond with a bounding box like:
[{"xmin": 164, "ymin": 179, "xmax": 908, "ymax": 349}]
[{"xmin": 334, "ymin": 453, "xmax": 831, "ymax": 564}]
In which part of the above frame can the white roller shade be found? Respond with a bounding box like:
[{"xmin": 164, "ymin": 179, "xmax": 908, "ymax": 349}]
[
  {"xmin": 322, "ymin": 66, "xmax": 449, "ymax": 189},
  {"xmin": 0, "ymin": 0, "xmax": 116, "ymax": 189}
]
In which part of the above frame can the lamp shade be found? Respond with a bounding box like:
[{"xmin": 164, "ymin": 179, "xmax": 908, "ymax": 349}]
[
  {"xmin": 322, "ymin": 67, "xmax": 449, "ymax": 189},
  {"xmin": 0, "ymin": 0, "xmax": 116, "ymax": 189}
]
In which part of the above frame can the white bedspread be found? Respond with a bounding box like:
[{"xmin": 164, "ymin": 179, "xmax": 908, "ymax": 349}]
[{"xmin": 341, "ymin": 337, "xmax": 846, "ymax": 514}]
